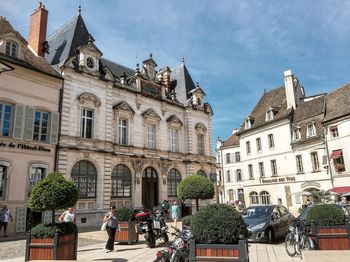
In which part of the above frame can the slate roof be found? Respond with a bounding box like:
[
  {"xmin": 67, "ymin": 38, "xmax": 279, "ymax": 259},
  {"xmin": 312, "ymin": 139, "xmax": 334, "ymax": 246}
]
[
  {"xmin": 45, "ymin": 14, "xmax": 90, "ymax": 66},
  {"xmin": 221, "ymin": 133, "xmax": 240, "ymax": 148},
  {"xmin": 238, "ymin": 86, "xmax": 291, "ymax": 134},
  {"xmin": 170, "ymin": 63, "xmax": 196, "ymax": 104},
  {"xmin": 100, "ymin": 58, "xmax": 134, "ymax": 78},
  {"xmin": 323, "ymin": 83, "xmax": 350, "ymax": 123},
  {"xmin": 0, "ymin": 17, "xmax": 61, "ymax": 78}
]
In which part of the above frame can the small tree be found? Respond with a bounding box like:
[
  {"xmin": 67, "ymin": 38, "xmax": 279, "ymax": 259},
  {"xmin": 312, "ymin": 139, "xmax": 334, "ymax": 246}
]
[
  {"xmin": 177, "ymin": 174, "xmax": 214, "ymax": 212},
  {"xmin": 29, "ymin": 172, "xmax": 78, "ymax": 224},
  {"xmin": 310, "ymin": 190, "xmax": 331, "ymax": 204}
]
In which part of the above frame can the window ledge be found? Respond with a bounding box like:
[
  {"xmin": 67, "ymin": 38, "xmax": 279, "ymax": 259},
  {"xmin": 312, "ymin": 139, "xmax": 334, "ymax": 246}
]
[
  {"xmin": 297, "ymin": 172, "xmax": 305, "ymax": 175},
  {"xmin": 311, "ymin": 170, "xmax": 321, "ymax": 173}
]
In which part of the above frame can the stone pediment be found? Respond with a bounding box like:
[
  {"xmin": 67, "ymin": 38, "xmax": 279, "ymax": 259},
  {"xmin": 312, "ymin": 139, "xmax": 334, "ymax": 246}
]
[
  {"xmin": 113, "ymin": 101, "xmax": 135, "ymax": 114},
  {"xmin": 195, "ymin": 123, "xmax": 207, "ymax": 133},
  {"xmin": 142, "ymin": 109, "xmax": 161, "ymax": 123},
  {"xmin": 167, "ymin": 115, "xmax": 183, "ymax": 128},
  {"xmin": 78, "ymin": 92, "xmax": 101, "ymax": 107}
]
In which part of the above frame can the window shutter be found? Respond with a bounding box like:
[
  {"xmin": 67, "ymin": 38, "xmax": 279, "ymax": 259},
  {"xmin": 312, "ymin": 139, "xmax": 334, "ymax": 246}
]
[
  {"xmin": 49, "ymin": 112, "xmax": 60, "ymax": 144},
  {"xmin": 322, "ymin": 155, "xmax": 328, "ymax": 166},
  {"xmin": 12, "ymin": 104, "xmax": 25, "ymax": 139},
  {"xmin": 24, "ymin": 106, "xmax": 35, "ymax": 140}
]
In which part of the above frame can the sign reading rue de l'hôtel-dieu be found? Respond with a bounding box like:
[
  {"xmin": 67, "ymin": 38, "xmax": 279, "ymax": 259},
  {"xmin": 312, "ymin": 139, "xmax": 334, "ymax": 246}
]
[{"xmin": 0, "ymin": 141, "xmax": 51, "ymax": 152}]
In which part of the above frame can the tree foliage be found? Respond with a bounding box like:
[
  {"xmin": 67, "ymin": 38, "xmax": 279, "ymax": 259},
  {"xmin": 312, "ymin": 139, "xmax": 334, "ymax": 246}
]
[
  {"xmin": 177, "ymin": 174, "xmax": 214, "ymax": 211},
  {"xmin": 310, "ymin": 190, "xmax": 331, "ymax": 204},
  {"xmin": 306, "ymin": 204, "xmax": 346, "ymax": 226},
  {"xmin": 29, "ymin": 172, "xmax": 78, "ymax": 212},
  {"xmin": 191, "ymin": 204, "xmax": 248, "ymax": 244}
]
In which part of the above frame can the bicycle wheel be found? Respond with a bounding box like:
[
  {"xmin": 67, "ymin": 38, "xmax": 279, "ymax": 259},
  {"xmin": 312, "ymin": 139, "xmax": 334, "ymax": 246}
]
[
  {"xmin": 303, "ymin": 237, "xmax": 315, "ymax": 251},
  {"xmin": 285, "ymin": 232, "xmax": 297, "ymax": 257}
]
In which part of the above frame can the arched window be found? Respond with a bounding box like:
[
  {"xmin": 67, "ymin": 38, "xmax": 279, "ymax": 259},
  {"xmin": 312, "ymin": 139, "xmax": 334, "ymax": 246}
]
[
  {"xmin": 307, "ymin": 123, "xmax": 316, "ymax": 137},
  {"xmin": 71, "ymin": 160, "xmax": 97, "ymax": 199},
  {"xmin": 249, "ymin": 191, "xmax": 259, "ymax": 205},
  {"xmin": 197, "ymin": 170, "xmax": 206, "ymax": 177},
  {"xmin": 260, "ymin": 191, "xmax": 271, "ymax": 204},
  {"xmin": 111, "ymin": 164, "xmax": 131, "ymax": 198},
  {"xmin": 167, "ymin": 169, "xmax": 181, "ymax": 197},
  {"xmin": 5, "ymin": 40, "xmax": 18, "ymax": 57}
]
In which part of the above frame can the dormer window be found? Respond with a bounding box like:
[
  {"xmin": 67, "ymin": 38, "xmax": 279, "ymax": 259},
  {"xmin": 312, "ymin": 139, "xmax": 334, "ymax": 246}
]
[
  {"xmin": 5, "ymin": 40, "xmax": 18, "ymax": 57},
  {"xmin": 307, "ymin": 123, "xmax": 316, "ymax": 137},
  {"xmin": 86, "ymin": 57, "xmax": 94, "ymax": 69},
  {"xmin": 293, "ymin": 128, "xmax": 301, "ymax": 141},
  {"xmin": 266, "ymin": 110, "xmax": 274, "ymax": 121},
  {"xmin": 245, "ymin": 116, "xmax": 254, "ymax": 129}
]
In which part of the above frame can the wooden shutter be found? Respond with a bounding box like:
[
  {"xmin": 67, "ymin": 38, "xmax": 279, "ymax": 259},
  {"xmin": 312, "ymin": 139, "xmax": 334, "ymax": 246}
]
[
  {"xmin": 49, "ymin": 112, "xmax": 60, "ymax": 144},
  {"xmin": 24, "ymin": 106, "xmax": 35, "ymax": 140},
  {"xmin": 12, "ymin": 104, "xmax": 25, "ymax": 139},
  {"xmin": 15, "ymin": 207, "xmax": 27, "ymax": 233}
]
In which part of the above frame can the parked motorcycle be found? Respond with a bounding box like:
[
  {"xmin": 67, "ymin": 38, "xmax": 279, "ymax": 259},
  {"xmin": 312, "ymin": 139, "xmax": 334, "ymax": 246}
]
[
  {"xmin": 154, "ymin": 226, "xmax": 193, "ymax": 262},
  {"xmin": 135, "ymin": 206, "xmax": 169, "ymax": 248}
]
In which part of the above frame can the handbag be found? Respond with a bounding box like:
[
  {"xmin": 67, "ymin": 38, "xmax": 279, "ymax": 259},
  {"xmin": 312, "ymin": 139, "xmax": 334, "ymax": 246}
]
[{"xmin": 101, "ymin": 221, "xmax": 108, "ymax": 231}]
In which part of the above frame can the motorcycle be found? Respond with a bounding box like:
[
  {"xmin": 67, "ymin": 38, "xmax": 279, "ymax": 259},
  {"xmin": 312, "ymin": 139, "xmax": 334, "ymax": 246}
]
[
  {"xmin": 154, "ymin": 226, "xmax": 193, "ymax": 262},
  {"xmin": 134, "ymin": 206, "xmax": 169, "ymax": 248}
]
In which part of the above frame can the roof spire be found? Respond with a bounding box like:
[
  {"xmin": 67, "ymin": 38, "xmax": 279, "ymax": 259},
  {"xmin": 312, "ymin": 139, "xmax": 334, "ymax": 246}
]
[
  {"xmin": 78, "ymin": 0, "xmax": 82, "ymax": 15},
  {"xmin": 182, "ymin": 56, "xmax": 185, "ymax": 64}
]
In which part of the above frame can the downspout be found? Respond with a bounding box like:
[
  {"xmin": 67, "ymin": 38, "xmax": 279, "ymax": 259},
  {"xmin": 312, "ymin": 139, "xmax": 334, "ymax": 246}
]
[
  {"xmin": 54, "ymin": 80, "xmax": 64, "ymax": 172},
  {"xmin": 323, "ymin": 127, "xmax": 334, "ymax": 188},
  {"xmin": 220, "ymin": 147, "xmax": 225, "ymax": 203}
]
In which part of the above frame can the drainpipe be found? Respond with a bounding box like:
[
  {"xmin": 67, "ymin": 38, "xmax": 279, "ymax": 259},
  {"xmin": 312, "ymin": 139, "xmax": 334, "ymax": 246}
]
[
  {"xmin": 323, "ymin": 127, "xmax": 334, "ymax": 188},
  {"xmin": 54, "ymin": 80, "xmax": 64, "ymax": 172},
  {"xmin": 220, "ymin": 147, "xmax": 225, "ymax": 203}
]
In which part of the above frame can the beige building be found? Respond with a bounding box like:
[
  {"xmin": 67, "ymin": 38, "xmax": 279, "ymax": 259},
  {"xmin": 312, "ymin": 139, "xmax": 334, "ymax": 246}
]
[
  {"xmin": 0, "ymin": 8, "xmax": 62, "ymax": 234},
  {"xmin": 39, "ymin": 7, "xmax": 215, "ymax": 227}
]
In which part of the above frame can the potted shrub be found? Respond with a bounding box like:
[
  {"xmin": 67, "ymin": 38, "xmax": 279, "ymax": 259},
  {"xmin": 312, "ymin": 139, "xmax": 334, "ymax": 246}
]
[
  {"xmin": 306, "ymin": 204, "xmax": 350, "ymax": 250},
  {"xmin": 25, "ymin": 172, "xmax": 78, "ymax": 261},
  {"xmin": 115, "ymin": 207, "xmax": 138, "ymax": 244},
  {"xmin": 182, "ymin": 215, "xmax": 193, "ymax": 230},
  {"xmin": 189, "ymin": 204, "xmax": 249, "ymax": 261},
  {"xmin": 177, "ymin": 174, "xmax": 215, "ymax": 212}
]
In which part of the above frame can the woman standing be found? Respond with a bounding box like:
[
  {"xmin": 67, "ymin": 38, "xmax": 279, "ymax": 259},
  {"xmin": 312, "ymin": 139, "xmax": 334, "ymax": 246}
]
[
  {"xmin": 103, "ymin": 206, "xmax": 118, "ymax": 253},
  {"xmin": 59, "ymin": 207, "xmax": 76, "ymax": 224}
]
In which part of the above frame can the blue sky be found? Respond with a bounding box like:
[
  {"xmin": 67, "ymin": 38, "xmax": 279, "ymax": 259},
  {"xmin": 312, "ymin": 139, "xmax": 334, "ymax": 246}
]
[{"xmin": 2, "ymin": 0, "xmax": 350, "ymax": 148}]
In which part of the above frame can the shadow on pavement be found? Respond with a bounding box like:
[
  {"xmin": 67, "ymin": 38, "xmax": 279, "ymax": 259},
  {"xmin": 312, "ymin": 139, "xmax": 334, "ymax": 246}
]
[
  {"xmin": 115, "ymin": 247, "xmax": 143, "ymax": 252},
  {"xmin": 78, "ymin": 247, "xmax": 104, "ymax": 252},
  {"xmin": 92, "ymin": 259, "xmax": 127, "ymax": 262}
]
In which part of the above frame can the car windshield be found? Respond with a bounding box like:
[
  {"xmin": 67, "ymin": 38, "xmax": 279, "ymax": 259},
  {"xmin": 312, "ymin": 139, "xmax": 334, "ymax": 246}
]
[{"xmin": 242, "ymin": 206, "xmax": 273, "ymax": 219}]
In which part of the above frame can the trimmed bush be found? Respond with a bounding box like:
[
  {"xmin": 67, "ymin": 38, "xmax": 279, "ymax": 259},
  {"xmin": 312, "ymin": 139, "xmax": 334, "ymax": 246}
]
[
  {"xmin": 31, "ymin": 222, "xmax": 77, "ymax": 238},
  {"xmin": 191, "ymin": 204, "xmax": 248, "ymax": 244},
  {"xmin": 117, "ymin": 207, "xmax": 134, "ymax": 221},
  {"xmin": 177, "ymin": 174, "xmax": 215, "ymax": 211},
  {"xmin": 182, "ymin": 215, "xmax": 193, "ymax": 227},
  {"xmin": 306, "ymin": 204, "xmax": 346, "ymax": 226}
]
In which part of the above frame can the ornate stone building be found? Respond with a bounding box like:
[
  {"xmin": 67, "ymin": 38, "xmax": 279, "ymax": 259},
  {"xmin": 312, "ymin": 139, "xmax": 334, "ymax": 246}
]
[{"xmin": 38, "ymin": 8, "xmax": 214, "ymax": 225}]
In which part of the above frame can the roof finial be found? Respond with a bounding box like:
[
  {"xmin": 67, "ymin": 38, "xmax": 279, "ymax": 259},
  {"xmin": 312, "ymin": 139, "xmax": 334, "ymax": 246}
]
[
  {"xmin": 182, "ymin": 56, "xmax": 185, "ymax": 64},
  {"xmin": 196, "ymin": 82, "xmax": 200, "ymax": 88},
  {"xmin": 78, "ymin": 5, "xmax": 81, "ymax": 15},
  {"xmin": 149, "ymin": 53, "xmax": 153, "ymax": 59}
]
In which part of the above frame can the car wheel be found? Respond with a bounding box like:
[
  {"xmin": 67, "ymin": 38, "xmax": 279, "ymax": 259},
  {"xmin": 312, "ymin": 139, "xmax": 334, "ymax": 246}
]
[{"xmin": 266, "ymin": 228, "xmax": 274, "ymax": 243}]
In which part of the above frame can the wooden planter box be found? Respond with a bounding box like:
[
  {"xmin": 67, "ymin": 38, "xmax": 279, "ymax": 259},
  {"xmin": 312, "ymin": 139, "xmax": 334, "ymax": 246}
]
[
  {"xmin": 189, "ymin": 239, "xmax": 249, "ymax": 262},
  {"xmin": 311, "ymin": 223, "xmax": 350, "ymax": 250},
  {"xmin": 25, "ymin": 232, "xmax": 77, "ymax": 261},
  {"xmin": 115, "ymin": 221, "xmax": 138, "ymax": 244}
]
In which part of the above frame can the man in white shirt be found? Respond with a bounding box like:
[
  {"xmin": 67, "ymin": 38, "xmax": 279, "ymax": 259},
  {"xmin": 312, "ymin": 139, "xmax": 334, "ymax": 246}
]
[{"xmin": 0, "ymin": 205, "xmax": 13, "ymax": 237}]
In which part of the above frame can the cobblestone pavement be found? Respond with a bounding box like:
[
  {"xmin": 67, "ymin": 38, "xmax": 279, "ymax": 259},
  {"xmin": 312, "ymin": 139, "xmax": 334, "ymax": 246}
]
[{"xmin": 1, "ymin": 223, "xmax": 303, "ymax": 262}]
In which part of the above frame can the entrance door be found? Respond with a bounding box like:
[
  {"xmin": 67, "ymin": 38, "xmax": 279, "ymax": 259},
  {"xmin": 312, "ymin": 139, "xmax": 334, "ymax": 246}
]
[{"xmin": 142, "ymin": 167, "xmax": 158, "ymax": 210}]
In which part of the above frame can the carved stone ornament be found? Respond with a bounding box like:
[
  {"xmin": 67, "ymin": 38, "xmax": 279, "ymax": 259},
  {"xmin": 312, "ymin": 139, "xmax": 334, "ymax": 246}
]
[
  {"xmin": 142, "ymin": 109, "xmax": 161, "ymax": 122},
  {"xmin": 113, "ymin": 101, "xmax": 135, "ymax": 115},
  {"xmin": 167, "ymin": 115, "xmax": 183, "ymax": 128},
  {"xmin": 78, "ymin": 92, "xmax": 101, "ymax": 107},
  {"xmin": 158, "ymin": 161, "xmax": 171, "ymax": 174},
  {"xmin": 131, "ymin": 159, "xmax": 145, "ymax": 173},
  {"xmin": 195, "ymin": 123, "xmax": 207, "ymax": 133}
]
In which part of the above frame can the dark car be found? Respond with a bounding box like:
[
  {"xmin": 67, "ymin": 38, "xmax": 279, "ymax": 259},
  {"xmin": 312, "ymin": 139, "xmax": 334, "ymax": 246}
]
[
  {"xmin": 242, "ymin": 205, "xmax": 294, "ymax": 242},
  {"xmin": 298, "ymin": 203, "xmax": 350, "ymax": 222}
]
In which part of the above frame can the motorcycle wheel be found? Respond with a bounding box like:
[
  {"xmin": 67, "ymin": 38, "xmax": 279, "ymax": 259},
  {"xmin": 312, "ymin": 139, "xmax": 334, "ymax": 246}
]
[
  {"xmin": 163, "ymin": 232, "xmax": 169, "ymax": 243},
  {"xmin": 145, "ymin": 232, "xmax": 156, "ymax": 248},
  {"xmin": 153, "ymin": 258, "xmax": 169, "ymax": 262}
]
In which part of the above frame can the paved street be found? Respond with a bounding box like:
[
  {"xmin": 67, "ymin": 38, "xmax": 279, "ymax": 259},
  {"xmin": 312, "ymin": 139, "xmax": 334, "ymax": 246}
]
[{"xmin": 1, "ymin": 223, "xmax": 303, "ymax": 262}]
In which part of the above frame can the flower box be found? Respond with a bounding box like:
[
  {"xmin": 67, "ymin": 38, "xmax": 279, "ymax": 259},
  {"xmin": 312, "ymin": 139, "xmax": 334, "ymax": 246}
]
[
  {"xmin": 189, "ymin": 239, "xmax": 249, "ymax": 262},
  {"xmin": 115, "ymin": 221, "xmax": 138, "ymax": 244},
  {"xmin": 25, "ymin": 232, "xmax": 77, "ymax": 261},
  {"xmin": 311, "ymin": 223, "xmax": 350, "ymax": 250}
]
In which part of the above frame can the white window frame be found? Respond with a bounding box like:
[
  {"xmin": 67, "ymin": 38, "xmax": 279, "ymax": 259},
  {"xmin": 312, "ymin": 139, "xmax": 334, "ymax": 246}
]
[
  {"xmin": 268, "ymin": 134, "xmax": 274, "ymax": 148},
  {"xmin": 248, "ymin": 164, "xmax": 253, "ymax": 179},
  {"xmin": 147, "ymin": 124, "xmax": 156, "ymax": 149},
  {"xmin": 81, "ymin": 108, "xmax": 94, "ymax": 139},
  {"xmin": 28, "ymin": 164, "xmax": 48, "ymax": 194},
  {"xmin": 259, "ymin": 162, "xmax": 265, "ymax": 177},
  {"xmin": 0, "ymin": 102, "xmax": 13, "ymax": 137},
  {"xmin": 197, "ymin": 133, "xmax": 205, "ymax": 155},
  {"xmin": 311, "ymin": 152, "xmax": 320, "ymax": 171},
  {"xmin": 33, "ymin": 110, "xmax": 49, "ymax": 142},
  {"xmin": 246, "ymin": 141, "xmax": 251, "ymax": 154},
  {"xmin": 307, "ymin": 123, "xmax": 316, "ymax": 137},
  {"xmin": 256, "ymin": 137, "xmax": 262, "ymax": 151},
  {"xmin": 227, "ymin": 170, "xmax": 231, "ymax": 183},
  {"xmin": 5, "ymin": 40, "xmax": 18, "ymax": 57},
  {"xmin": 236, "ymin": 169, "xmax": 242, "ymax": 181},
  {"xmin": 293, "ymin": 128, "xmax": 301, "ymax": 141},
  {"xmin": 330, "ymin": 126, "xmax": 339, "ymax": 138},
  {"xmin": 296, "ymin": 155, "xmax": 304, "ymax": 173},
  {"xmin": 118, "ymin": 118, "xmax": 128, "ymax": 145},
  {"xmin": 266, "ymin": 110, "xmax": 273, "ymax": 121},
  {"xmin": 271, "ymin": 160, "xmax": 277, "ymax": 176},
  {"xmin": 226, "ymin": 153, "xmax": 231, "ymax": 163},
  {"xmin": 235, "ymin": 152, "xmax": 240, "ymax": 162},
  {"xmin": 170, "ymin": 129, "xmax": 179, "ymax": 152}
]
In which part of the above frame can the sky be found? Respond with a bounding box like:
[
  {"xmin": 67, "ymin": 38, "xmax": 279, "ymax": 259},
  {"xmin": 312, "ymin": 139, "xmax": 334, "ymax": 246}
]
[{"xmin": 2, "ymin": 0, "xmax": 350, "ymax": 150}]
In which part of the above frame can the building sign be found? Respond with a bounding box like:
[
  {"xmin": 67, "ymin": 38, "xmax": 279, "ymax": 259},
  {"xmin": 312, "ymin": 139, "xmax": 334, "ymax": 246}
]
[
  {"xmin": 301, "ymin": 181, "xmax": 321, "ymax": 189},
  {"xmin": 261, "ymin": 176, "xmax": 296, "ymax": 184},
  {"xmin": 0, "ymin": 141, "xmax": 51, "ymax": 152}
]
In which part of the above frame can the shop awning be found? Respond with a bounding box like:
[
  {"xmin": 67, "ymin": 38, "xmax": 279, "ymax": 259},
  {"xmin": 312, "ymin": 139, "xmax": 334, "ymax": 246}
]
[
  {"xmin": 329, "ymin": 187, "xmax": 350, "ymax": 194},
  {"xmin": 330, "ymin": 150, "xmax": 343, "ymax": 159}
]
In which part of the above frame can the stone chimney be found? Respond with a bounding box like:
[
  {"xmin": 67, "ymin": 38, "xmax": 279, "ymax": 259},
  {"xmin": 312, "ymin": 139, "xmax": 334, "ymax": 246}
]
[
  {"xmin": 28, "ymin": 2, "xmax": 48, "ymax": 57},
  {"xmin": 284, "ymin": 69, "xmax": 297, "ymax": 109},
  {"xmin": 161, "ymin": 66, "xmax": 171, "ymax": 90},
  {"xmin": 232, "ymin": 128, "xmax": 238, "ymax": 134}
]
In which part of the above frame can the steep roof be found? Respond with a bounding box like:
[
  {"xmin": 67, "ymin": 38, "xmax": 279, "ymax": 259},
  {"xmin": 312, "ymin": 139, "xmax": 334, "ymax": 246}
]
[
  {"xmin": 0, "ymin": 17, "xmax": 60, "ymax": 78},
  {"xmin": 323, "ymin": 83, "xmax": 350, "ymax": 123},
  {"xmin": 170, "ymin": 63, "xmax": 196, "ymax": 104},
  {"xmin": 238, "ymin": 86, "xmax": 291, "ymax": 134},
  {"xmin": 45, "ymin": 14, "xmax": 90, "ymax": 66},
  {"xmin": 222, "ymin": 133, "xmax": 240, "ymax": 148},
  {"xmin": 100, "ymin": 58, "xmax": 134, "ymax": 78}
]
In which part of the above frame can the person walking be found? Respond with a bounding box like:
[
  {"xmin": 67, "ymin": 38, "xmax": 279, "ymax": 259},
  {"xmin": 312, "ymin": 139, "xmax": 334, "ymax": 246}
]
[
  {"xmin": 103, "ymin": 206, "xmax": 118, "ymax": 253},
  {"xmin": 171, "ymin": 201, "xmax": 179, "ymax": 228},
  {"xmin": 0, "ymin": 205, "xmax": 13, "ymax": 237},
  {"xmin": 59, "ymin": 207, "xmax": 76, "ymax": 224}
]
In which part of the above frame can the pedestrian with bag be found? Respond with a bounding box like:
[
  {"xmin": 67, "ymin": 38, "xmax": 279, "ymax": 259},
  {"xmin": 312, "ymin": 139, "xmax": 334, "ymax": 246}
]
[
  {"xmin": 171, "ymin": 201, "xmax": 179, "ymax": 228},
  {"xmin": 59, "ymin": 207, "xmax": 76, "ymax": 224},
  {"xmin": 0, "ymin": 204, "xmax": 13, "ymax": 237},
  {"xmin": 103, "ymin": 206, "xmax": 118, "ymax": 253}
]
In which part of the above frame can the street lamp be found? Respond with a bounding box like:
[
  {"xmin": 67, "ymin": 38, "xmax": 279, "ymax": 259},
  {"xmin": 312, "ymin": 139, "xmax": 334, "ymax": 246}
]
[{"xmin": 0, "ymin": 59, "xmax": 14, "ymax": 74}]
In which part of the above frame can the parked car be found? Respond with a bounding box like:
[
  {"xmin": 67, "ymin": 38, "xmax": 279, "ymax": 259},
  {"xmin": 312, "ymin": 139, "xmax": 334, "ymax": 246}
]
[
  {"xmin": 298, "ymin": 203, "xmax": 350, "ymax": 222},
  {"xmin": 242, "ymin": 205, "xmax": 294, "ymax": 242}
]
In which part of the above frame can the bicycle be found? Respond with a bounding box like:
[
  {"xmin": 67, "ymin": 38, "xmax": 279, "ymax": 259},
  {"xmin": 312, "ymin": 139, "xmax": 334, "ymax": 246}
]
[{"xmin": 285, "ymin": 219, "xmax": 315, "ymax": 258}]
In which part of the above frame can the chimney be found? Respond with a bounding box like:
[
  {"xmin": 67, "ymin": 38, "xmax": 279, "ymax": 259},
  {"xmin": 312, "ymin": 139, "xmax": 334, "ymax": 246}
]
[
  {"xmin": 162, "ymin": 66, "xmax": 171, "ymax": 91},
  {"xmin": 284, "ymin": 69, "xmax": 297, "ymax": 109},
  {"xmin": 232, "ymin": 128, "xmax": 238, "ymax": 135},
  {"xmin": 28, "ymin": 2, "xmax": 48, "ymax": 57}
]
